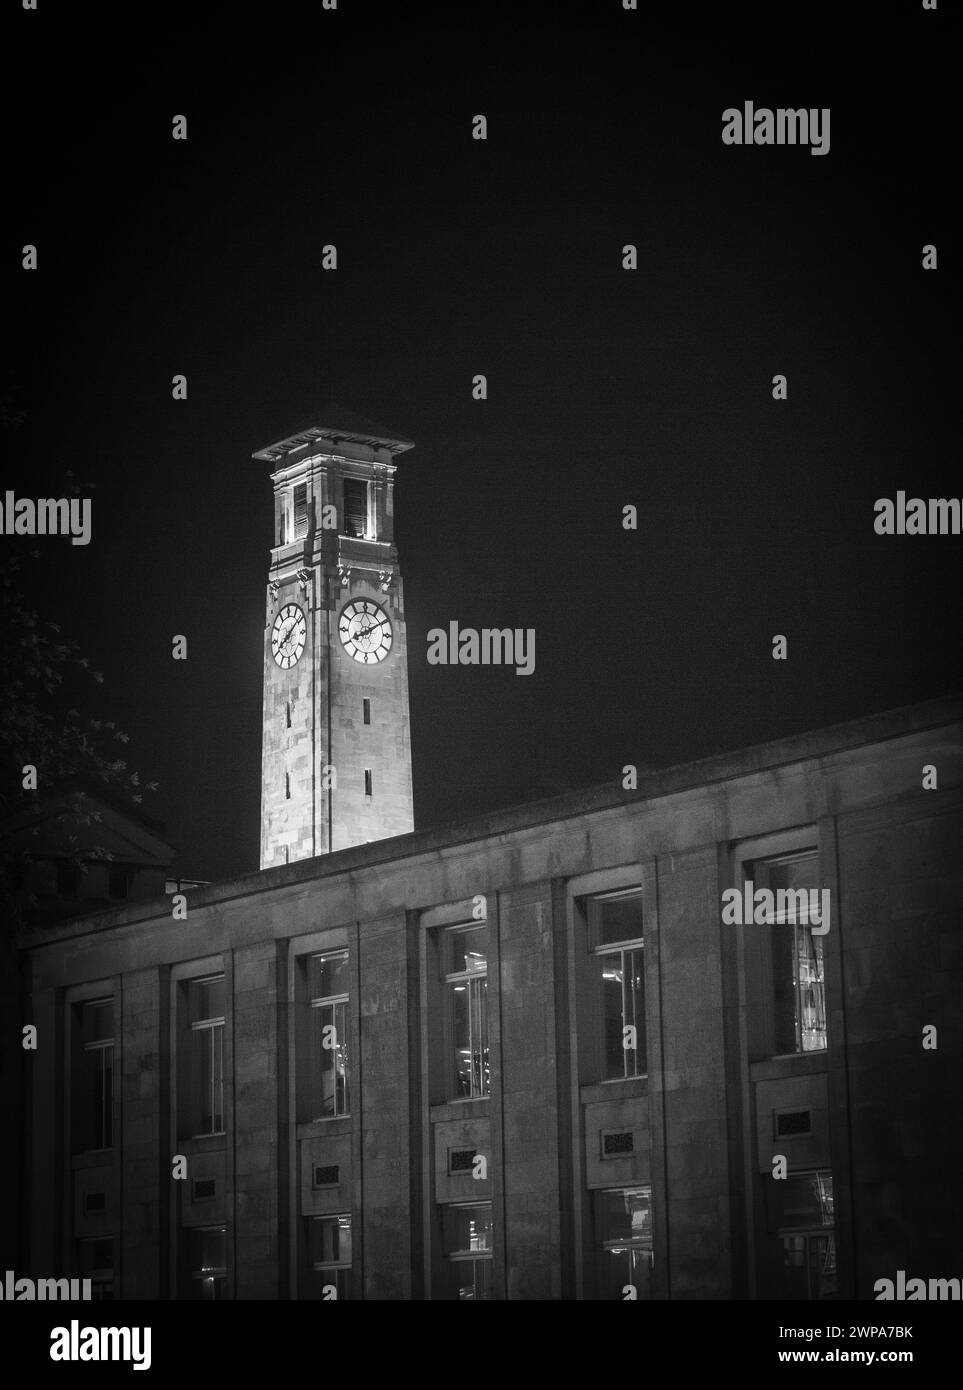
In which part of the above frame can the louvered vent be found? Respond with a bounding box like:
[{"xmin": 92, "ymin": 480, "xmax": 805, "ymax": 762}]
[
  {"xmin": 192, "ymin": 1178, "xmax": 217, "ymax": 1201},
  {"xmin": 343, "ymin": 479, "xmax": 367, "ymax": 537},
  {"xmin": 449, "ymin": 1148, "xmax": 477, "ymax": 1174},
  {"xmin": 313, "ymin": 1164, "xmax": 340, "ymax": 1188},
  {"xmin": 83, "ymin": 1191, "xmax": 106, "ymax": 1214},
  {"xmin": 293, "ymin": 484, "xmax": 308, "ymax": 538},
  {"xmin": 775, "ymin": 1109, "xmax": 812, "ymax": 1137},
  {"xmin": 602, "ymin": 1131, "xmax": 634, "ymax": 1157}
]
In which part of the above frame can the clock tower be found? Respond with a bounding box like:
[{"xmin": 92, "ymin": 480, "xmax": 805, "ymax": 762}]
[{"xmin": 254, "ymin": 410, "xmax": 416, "ymax": 868}]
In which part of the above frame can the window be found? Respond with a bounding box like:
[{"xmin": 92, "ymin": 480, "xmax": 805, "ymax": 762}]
[
  {"xmin": 307, "ymin": 952, "xmax": 350, "ymax": 1118},
  {"xmin": 362, "ymin": 698, "xmax": 371, "ymax": 725},
  {"xmin": 772, "ymin": 1170, "xmax": 836, "ymax": 1300},
  {"xmin": 343, "ymin": 478, "xmax": 368, "ymax": 538},
  {"xmin": 293, "ymin": 483, "xmax": 308, "ymax": 539},
  {"xmin": 587, "ymin": 889, "xmax": 645, "ymax": 1079},
  {"xmin": 594, "ymin": 1187, "xmax": 654, "ymax": 1299},
  {"xmin": 439, "ymin": 1203, "xmax": 493, "ymax": 1299},
  {"xmin": 305, "ymin": 1214, "xmax": 352, "ymax": 1299},
  {"xmin": 78, "ymin": 1238, "xmax": 114, "ymax": 1301},
  {"xmin": 756, "ymin": 853, "xmax": 827, "ymax": 1054},
  {"xmin": 444, "ymin": 925, "xmax": 489, "ymax": 1099},
  {"xmin": 73, "ymin": 999, "xmax": 114, "ymax": 1152},
  {"xmin": 186, "ymin": 1226, "xmax": 227, "ymax": 1300},
  {"xmin": 182, "ymin": 976, "xmax": 225, "ymax": 1137},
  {"xmin": 363, "ymin": 768, "xmax": 373, "ymax": 798}
]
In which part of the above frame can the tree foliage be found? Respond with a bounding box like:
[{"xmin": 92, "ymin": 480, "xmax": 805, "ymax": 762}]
[{"xmin": 0, "ymin": 379, "xmax": 157, "ymax": 927}]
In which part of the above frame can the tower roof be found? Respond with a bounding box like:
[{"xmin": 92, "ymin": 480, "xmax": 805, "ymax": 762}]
[{"xmin": 252, "ymin": 406, "xmax": 415, "ymax": 461}]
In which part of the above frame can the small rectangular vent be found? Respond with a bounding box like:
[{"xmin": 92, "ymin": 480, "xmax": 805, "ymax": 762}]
[
  {"xmin": 602, "ymin": 1131, "xmax": 634, "ymax": 1157},
  {"xmin": 313, "ymin": 1164, "xmax": 340, "ymax": 1188},
  {"xmin": 83, "ymin": 1191, "xmax": 106, "ymax": 1214},
  {"xmin": 449, "ymin": 1148, "xmax": 477, "ymax": 1174},
  {"xmin": 192, "ymin": 1178, "xmax": 217, "ymax": 1201},
  {"xmin": 775, "ymin": 1109, "xmax": 812, "ymax": 1137}
]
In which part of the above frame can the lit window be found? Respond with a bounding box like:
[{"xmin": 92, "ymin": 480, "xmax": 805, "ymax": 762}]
[
  {"xmin": 187, "ymin": 1226, "xmax": 227, "ymax": 1301},
  {"xmin": 595, "ymin": 1187, "xmax": 654, "ymax": 1299},
  {"xmin": 305, "ymin": 1214, "xmax": 352, "ymax": 1299},
  {"xmin": 73, "ymin": 999, "xmax": 114, "ymax": 1152},
  {"xmin": 444, "ymin": 925, "xmax": 489, "ymax": 1099},
  {"xmin": 78, "ymin": 1237, "xmax": 114, "ymax": 1301},
  {"xmin": 182, "ymin": 976, "xmax": 225, "ymax": 1137},
  {"xmin": 772, "ymin": 1170, "xmax": 836, "ymax": 1300},
  {"xmin": 587, "ymin": 889, "xmax": 645, "ymax": 1080},
  {"xmin": 308, "ymin": 953, "xmax": 350, "ymax": 1118},
  {"xmin": 756, "ymin": 853, "xmax": 827, "ymax": 1054},
  {"xmin": 440, "ymin": 1203, "xmax": 493, "ymax": 1299}
]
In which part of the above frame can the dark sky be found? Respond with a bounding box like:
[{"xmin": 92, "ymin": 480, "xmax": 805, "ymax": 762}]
[{"xmin": 5, "ymin": 1, "xmax": 958, "ymax": 881}]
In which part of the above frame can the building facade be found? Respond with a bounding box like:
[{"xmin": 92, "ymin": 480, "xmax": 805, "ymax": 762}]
[{"xmin": 15, "ymin": 696, "xmax": 961, "ymax": 1300}]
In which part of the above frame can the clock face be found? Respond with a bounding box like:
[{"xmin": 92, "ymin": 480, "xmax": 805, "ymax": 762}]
[
  {"xmin": 339, "ymin": 598, "xmax": 392, "ymax": 664},
  {"xmin": 272, "ymin": 603, "xmax": 307, "ymax": 669}
]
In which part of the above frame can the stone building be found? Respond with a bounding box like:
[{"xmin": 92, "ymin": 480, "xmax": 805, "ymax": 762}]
[
  {"xmin": 14, "ymin": 695, "xmax": 961, "ymax": 1300},
  {"xmin": 10, "ymin": 415, "xmax": 961, "ymax": 1299}
]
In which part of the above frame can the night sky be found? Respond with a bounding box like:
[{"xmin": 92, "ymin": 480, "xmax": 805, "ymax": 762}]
[{"xmin": 5, "ymin": 1, "xmax": 958, "ymax": 881}]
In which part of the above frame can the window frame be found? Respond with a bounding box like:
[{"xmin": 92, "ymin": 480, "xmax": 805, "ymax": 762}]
[
  {"xmin": 306, "ymin": 1213, "xmax": 353, "ymax": 1299},
  {"xmin": 752, "ymin": 850, "xmax": 828, "ymax": 1057},
  {"xmin": 186, "ymin": 1224, "xmax": 228, "ymax": 1301},
  {"xmin": 77, "ymin": 1236, "xmax": 116, "ymax": 1301},
  {"xmin": 773, "ymin": 1168, "xmax": 836, "ymax": 1300},
  {"xmin": 73, "ymin": 996, "xmax": 115, "ymax": 1154},
  {"xmin": 307, "ymin": 950, "xmax": 351, "ymax": 1120},
  {"xmin": 441, "ymin": 1201, "xmax": 493, "ymax": 1300},
  {"xmin": 587, "ymin": 888, "xmax": 646, "ymax": 1082},
  {"xmin": 594, "ymin": 1185, "xmax": 655, "ymax": 1299},
  {"xmin": 443, "ymin": 923, "xmax": 490, "ymax": 1101},
  {"xmin": 181, "ymin": 973, "xmax": 226, "ymax": 1139}
]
